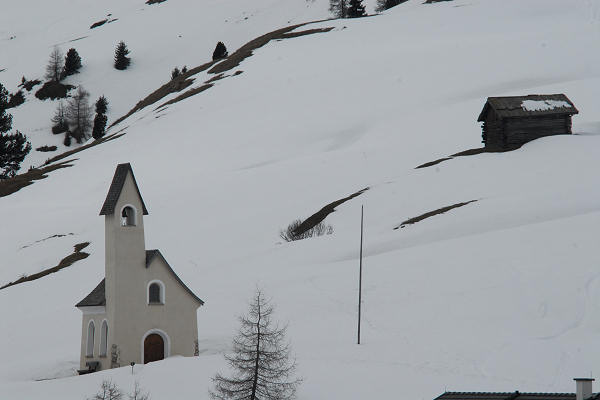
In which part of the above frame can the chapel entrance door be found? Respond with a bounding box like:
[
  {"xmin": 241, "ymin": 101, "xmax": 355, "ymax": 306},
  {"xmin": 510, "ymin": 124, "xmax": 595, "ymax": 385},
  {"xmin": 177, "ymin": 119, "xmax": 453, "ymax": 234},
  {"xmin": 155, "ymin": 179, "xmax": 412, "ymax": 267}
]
[{"xmin": 144, "ymin": 333, "xmax": 164, "ymax": 364}]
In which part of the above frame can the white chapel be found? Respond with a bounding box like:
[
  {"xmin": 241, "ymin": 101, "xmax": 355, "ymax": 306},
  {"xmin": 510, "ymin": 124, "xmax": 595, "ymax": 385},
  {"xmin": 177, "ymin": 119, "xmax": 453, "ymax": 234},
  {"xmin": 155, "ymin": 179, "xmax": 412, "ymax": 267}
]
[{"xmin": 76, "ymin": 163, "xmax": 204, "ymax": 373}]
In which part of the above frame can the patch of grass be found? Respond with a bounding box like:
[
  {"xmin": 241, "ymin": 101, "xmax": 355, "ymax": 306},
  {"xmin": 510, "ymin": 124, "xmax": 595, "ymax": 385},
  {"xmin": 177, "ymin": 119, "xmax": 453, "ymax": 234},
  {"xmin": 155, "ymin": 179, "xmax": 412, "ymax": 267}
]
[
  {"xmin": 415, "ymin": 147, "xmax": 485, "ymax": 169},
  {"xmin": 0, "ymin": 242, "xmax": 90, "ymax": 290},
  {"xmin": 90, "ymin": 19, "xmax": 107, "ymax": 29},
  {"xmin": 35, "ymin": 145, "xmax": 57, "ymax": 152},
  {"xmin": 291, "ymin": 187, "xmax": 369, "ymax": 237},
  {"xmin": 280, "ymin": 219, "xmax": 333, "ymax": 242},
  {"xmin": 155, "ymin": 83, "xmax": 213, "ymax": 109},
  {"xmin": 0, "ymin": 160, "xmax": 75, "ymax": 198},
  {"xmin": 393, "ymin": 200, "xmax": 477, "ymax": 229}
]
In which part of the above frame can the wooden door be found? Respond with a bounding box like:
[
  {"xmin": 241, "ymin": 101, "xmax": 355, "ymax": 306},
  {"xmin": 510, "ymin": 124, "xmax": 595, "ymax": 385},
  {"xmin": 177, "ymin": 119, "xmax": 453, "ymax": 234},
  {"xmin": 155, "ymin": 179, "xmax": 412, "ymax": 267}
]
[{"xmin": 144, "ymin": 334, "xmax": 164, "ymax": 364}]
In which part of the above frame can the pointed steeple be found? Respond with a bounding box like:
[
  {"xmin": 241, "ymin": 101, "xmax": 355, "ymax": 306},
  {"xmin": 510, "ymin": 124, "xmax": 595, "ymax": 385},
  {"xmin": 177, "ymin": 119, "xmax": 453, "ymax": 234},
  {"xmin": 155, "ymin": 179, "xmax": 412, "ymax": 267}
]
[{"xmin": 99, "ymin": 163, "xmax": 149, "ymax": 216}]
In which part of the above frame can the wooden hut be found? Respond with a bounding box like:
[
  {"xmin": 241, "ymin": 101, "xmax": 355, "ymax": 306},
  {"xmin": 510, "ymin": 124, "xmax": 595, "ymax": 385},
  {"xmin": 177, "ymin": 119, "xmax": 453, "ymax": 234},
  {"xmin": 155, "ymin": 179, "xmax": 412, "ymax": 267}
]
[{"xmin": 478, "ymin": 94, "xmax": 578, "ymax": 151}]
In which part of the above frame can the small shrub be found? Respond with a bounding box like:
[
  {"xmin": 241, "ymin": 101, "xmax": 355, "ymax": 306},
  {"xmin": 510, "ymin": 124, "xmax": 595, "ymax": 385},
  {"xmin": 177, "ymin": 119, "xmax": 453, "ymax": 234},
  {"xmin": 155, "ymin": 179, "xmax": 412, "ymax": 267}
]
[
  {"xmin": 35, "ymin": 81, "xmax": 74, "ymax": 100},
  {"xmin": 280, "ymin": 219, "xmax": 333, "ymax": 242},
  {"xmin": 7, "ymin": 90, "xmax": 25, "ymax": 108},
  {"xmin": 171, "ymin": 67, "xmax": 181, "ymax": 80},
  {"xmin": 35, "ymin": 145, "xmax": 57, "ymax": 152},
  {"xmin": 212, "ymin": 41, "xmax": 228, "ymax": 61},
  {"xmin": 181, "ymin": 65, "xmax": 187, "ymax": 74}
]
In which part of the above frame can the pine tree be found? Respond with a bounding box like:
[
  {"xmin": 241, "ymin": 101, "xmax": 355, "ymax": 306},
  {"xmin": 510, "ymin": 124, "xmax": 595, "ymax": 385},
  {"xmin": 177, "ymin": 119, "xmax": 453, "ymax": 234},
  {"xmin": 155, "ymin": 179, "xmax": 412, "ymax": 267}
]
[
  {"xmin": 329, "ymin": 0, "xmax": 348, "ymax": 18},
  {"xmin": 210, "ymin": 290, "xmax": 301, "ymax": 400},
  {"xmin": 0, "ymin": 130, "xmax": 31, "ymax": 179},
  {"xmin": 114, "ymin": 41, "xmax": 131, "ymax": 70},
  {"xmin": 62, "ymin": 48, "xmax": 82, "ymax": 77},
  {"xmin": 347, "ymin": 0, "xmax": 366, "ymax": 17},
  {"xmin": 376, "ymin": 0, "xmax": 402, "ymax": 12},
  {"xmin": 212, "ymin": 42, "xmax": 228, "ymax": 61},
  {"xmin": 45, "ymin": 47, "xmax": 64, "ymax": 82},
  {"xmin": 92, "ymin": 96, "xmax": 109, "ymax": 140},
  {"xmin": 7, "ymin": 90, "xmax": 25, "ymax": 108},
  {"xmin": 66, "ymin": 86, "xmax": 92, "ymax": 143},
  {"xmin": 0, "ymin": 83, "xmax": 13, "ymax": 133}
]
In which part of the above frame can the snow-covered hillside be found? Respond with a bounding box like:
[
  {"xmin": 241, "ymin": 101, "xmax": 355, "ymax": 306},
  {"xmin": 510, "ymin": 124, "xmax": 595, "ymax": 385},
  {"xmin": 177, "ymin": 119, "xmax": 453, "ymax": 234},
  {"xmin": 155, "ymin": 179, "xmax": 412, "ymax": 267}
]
[{"xmin": 1, "ymin": 0, "xmax": 600, "ymax": 399}]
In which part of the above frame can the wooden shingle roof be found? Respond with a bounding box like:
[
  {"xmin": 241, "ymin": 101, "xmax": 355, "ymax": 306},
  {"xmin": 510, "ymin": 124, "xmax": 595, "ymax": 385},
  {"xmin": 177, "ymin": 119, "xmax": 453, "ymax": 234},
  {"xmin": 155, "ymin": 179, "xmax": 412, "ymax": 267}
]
[
  {"xmin": 99, "ymin": 163, "xmax": 149, "ymax": 216},
  {"xmin": 75, "ymin": 279, "xmax": 105, "ymax": 307},
  {"xmin": 478, "ymin": 94, "xmax": 578, "ymax": 121}
]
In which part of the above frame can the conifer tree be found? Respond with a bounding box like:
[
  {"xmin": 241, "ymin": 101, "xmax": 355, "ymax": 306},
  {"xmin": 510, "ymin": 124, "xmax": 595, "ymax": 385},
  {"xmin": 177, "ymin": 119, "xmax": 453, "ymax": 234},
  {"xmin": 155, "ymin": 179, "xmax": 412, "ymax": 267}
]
[
  {"xmin": 376, "ymin": 0, "xmax": 402, "ymax": 12},
  {"xmin": 0, "ymin": 83, "xmax": 13, "ymax": 133},
  {"xmin": 45, "ymin": 47, "xmax": 64, "ymax": 82},
  {"xmin": 0, "ymin": 130, "xmax": 31, "ymax": 179},
  {"xmin": 92, "ymin": 96, "xmax": 108, "ymax": 140},
  {"xmin": 347, "ymin": 0, "xmax": 366, "ymax": 17},
  {"xmin": 171, "ymin": 67, "xmax": 180, "ymax": 80},
  {"xmin": 62, "ymin": 48, "xmax": 82, "ymax": 77},
  {"xmin": 212, "ymin": 42, "xmax": 228, "ymax": 61},
  {"xmin": 114, "ymin": 41, "xmax": 131, "ymax": 70},
  {"xmin": 210, "ymin": 290, "xmax": 301, "ymax": 400}
]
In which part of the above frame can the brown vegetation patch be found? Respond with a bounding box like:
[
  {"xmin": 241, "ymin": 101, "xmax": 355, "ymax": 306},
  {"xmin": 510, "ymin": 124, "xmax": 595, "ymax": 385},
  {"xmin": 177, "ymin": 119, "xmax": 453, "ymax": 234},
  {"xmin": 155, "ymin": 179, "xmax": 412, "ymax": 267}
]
[
  {"xmin": 20, "ymin": 233, "xmax": 75, "ymax": 249},
  {"xmin": 0, "ymin": 242, "xmax": 90, "ymax": 290},
  {"xmin": 90, "ymin": 19, "xmax": 107, "ymax": 29},
  {"xmin": 415, "ymin": 147, "xmax": 485, "ymax": 169},
  {"xmin": 292, "ymin": 187, "xmax": 369, "ymax": 237},
  {"xmin": 43, "ymin": 131, "xmax": 125, "ymax": 165},
  {"xmin": 155, "ymin": 84, "xmax": 213, "ymax": 109},
  {"xmin": 36, "ymin": 145, "xmax": 57, "ymax": 152},
  {"xmin": 278, "ymin": 27, "xmax": 335, "ymax": 39},
  {"xmin": 393, "ymin": 200, "xmax": 477, "ymax": 230},
  {"xmin": 0, "ymin": 132, "xmax": 125, "ymax": 199},
  {"xmin": 111, "ymin": 21, "xmax": 332, "ymax": 127},
  {"xmin": 206, "ymin": 73, "xmax": 225, "ymax": 83},
  {"xmin": 0, "ymin": 160, "xmax": 75, "ymax": 198}
]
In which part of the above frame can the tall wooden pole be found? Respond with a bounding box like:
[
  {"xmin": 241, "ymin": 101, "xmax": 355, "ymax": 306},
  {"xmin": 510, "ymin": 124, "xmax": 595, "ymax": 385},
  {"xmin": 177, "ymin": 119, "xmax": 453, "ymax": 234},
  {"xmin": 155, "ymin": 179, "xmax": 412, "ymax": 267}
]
[{"xmin": 357, "ymin": 205, "xmax": 363, "ymax": 345}]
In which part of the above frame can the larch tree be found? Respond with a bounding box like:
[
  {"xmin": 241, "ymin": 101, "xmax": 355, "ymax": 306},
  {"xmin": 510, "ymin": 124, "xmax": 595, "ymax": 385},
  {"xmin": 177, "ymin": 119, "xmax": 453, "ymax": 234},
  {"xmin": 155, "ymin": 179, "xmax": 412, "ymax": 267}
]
[
  {"xmin": 45, "ymin": 47, "xmax": 64, "ymax": 82},
  {"xmin": 51, "ymin": 101, "xmax": 69, "ymax": 134},
  {"xmin": 329, "ymin": 0, "xmax": 347, "ymax": 18},
  {"xmin": 210, "ymin": 290, "xmax": 301, "ymax": 400},
  {"xmin": 66, "ymin": 86, "xmax": 93, "ymax": 143}
]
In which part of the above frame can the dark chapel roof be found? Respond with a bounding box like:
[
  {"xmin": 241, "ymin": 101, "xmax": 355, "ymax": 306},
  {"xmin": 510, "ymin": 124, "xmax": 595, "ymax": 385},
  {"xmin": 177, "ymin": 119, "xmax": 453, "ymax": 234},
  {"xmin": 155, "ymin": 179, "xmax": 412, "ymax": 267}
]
[
  {"xmin": 76, "ymin": 251, "xmax": 204, "ymax": 308},
  {"xmin": 75, "ymin": 279, "xmax": 105, "ymax": 307},
  {"xmin": 477, "ymin": 94, "xmax": 578, "ymax": 121},
  {"xmin": 99, "ymin": 163, "xmax": 149, "ymax": 216}
]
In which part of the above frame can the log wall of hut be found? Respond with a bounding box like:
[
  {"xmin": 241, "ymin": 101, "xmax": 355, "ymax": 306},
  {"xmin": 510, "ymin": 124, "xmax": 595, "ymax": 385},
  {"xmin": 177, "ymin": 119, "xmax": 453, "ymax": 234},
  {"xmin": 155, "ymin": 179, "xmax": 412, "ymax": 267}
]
[{"xmin": 483, "ymin": 113, "xmax": 572, "ymax": 151}]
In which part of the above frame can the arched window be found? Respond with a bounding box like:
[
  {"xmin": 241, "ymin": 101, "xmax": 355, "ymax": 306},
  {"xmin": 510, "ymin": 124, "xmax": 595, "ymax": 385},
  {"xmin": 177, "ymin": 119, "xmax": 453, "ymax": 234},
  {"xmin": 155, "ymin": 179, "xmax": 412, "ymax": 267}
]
[
  {"xmin": 148, "ymin": 281, "xmax": 164, "ymax": 304},
  {"xmin": 86, "ymin": 320, "xmax": 95, "ymax": 357},
  {"xmin": 121, "ymin": 206, "xmax": 136, "ymax": 226},
  {"xmin": 100, "ymin": 320, "xmax": 108, "ymax": 357}
]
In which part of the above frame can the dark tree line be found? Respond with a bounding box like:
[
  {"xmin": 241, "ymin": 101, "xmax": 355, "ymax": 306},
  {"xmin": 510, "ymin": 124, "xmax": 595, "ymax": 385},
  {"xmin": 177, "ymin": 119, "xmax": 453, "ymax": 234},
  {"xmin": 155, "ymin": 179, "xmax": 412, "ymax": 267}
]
[{"xmin": 0, "ymin": 83, "xmax": 31, "ymax": 179}]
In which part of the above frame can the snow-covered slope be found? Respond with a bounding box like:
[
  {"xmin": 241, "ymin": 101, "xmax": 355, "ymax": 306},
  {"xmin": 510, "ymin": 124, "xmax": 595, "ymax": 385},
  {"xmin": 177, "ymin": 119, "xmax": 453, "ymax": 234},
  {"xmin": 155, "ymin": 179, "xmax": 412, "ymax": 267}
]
[{"xmin": 1, "ymin": 0, "xmax": 600, "ymax": 399}]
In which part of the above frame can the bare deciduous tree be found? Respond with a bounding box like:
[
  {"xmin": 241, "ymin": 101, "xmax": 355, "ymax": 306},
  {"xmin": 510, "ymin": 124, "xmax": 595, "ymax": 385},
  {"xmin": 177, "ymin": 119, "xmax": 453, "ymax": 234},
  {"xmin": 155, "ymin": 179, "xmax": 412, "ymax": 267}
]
[
  {"xmin": 210, "ymin": 290, "xmax": 301, "ymax": 400},
  {"xmin": 329, "ymin": 0, "xmax": 347, "ymax": 18},
  {"xmin": 66, "ymin": 86, "xmax": 92, "ymax": 143},
  {"xmin": 91, "ymin": 380, "xmax": 122, "ymax": 400},
  {"xmin": 129, "ymin": 381, "xmax": 150, "ymax": 400},
  {"xmin": 45, "ymin": 47, "xmax": 64, "ymax": 82}
]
